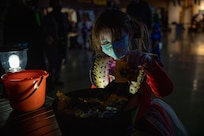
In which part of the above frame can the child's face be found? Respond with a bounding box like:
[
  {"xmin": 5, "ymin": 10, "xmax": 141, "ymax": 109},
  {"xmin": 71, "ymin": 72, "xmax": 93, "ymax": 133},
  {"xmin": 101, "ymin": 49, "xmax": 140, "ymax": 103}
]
[{"xmin": 99, "ymin": 29, "xmax": 129, "ymax": 60}]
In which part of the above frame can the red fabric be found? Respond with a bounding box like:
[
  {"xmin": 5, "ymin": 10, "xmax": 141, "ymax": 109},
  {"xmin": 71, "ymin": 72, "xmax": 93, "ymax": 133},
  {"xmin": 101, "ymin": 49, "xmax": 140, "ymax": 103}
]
[
  {"xmin": 91, "ymin": 84, "xmax": 97, "ymax": 88},
  {"xmin": 134, "ymin": 60, "xmax": 174, "ymax": 121},
  {"xmin": 145, "ymin": 60, "xmax": 174, "ymax": 97},
  {"xmin": 136, "ymin": 83, "xmax": 152, "ymax": 120}
]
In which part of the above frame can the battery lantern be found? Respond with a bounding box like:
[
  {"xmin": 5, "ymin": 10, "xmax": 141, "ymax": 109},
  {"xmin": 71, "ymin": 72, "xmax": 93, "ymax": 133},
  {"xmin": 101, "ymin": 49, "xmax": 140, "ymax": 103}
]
[{"xmin": 0, "ymin": 44, "xmax": 28, "ymax": 73}]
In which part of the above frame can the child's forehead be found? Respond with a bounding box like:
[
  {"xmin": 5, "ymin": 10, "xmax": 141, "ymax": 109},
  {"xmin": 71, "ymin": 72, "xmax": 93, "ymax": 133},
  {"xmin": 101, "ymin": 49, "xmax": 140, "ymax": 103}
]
[
  {"xmin": 99, "ymin": 28, "xmax": 112, "ymax": 35},
  {"xmin": 99, "ymin": 29, "xmax": 112, "ymax": 39},
  {"xmin": 99, "ymin": 29, "xmax": 127, "ymax": 40},
  {"xmin": 99, "ymin": 28, "xmax": 125, "ymax": 40}
]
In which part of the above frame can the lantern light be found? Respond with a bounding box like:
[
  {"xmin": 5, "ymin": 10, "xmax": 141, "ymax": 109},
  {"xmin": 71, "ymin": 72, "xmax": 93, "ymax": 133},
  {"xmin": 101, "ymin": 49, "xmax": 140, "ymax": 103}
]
[
  {"xmin": 8, "ymin": 54, "xmax": 20, "ymax": 72},
  {"xmin": 0, "ymin": 44, "xmax": 28, "ymax": 73}
]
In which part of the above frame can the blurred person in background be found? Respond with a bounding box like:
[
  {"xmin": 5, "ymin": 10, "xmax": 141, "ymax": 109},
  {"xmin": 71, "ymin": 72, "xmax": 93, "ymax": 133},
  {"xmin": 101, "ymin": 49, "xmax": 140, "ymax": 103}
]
[
  {"xmin": 41, "ymin": 0, "xmax": 71, "ymax": 88},
  {"xmin": 80, "ymin": 12, "xmax": 92, "ymax": 50},
  {"xmin": 106, "ymin": 0, "xmax": 120, "ymax": 9},
  {"xmin": 150, "ymin": 23, "xmax": 163, "ymax": 67},
  {"xmin": 126, "ymin": 0, "xmax": 153, "ymax": 31}
]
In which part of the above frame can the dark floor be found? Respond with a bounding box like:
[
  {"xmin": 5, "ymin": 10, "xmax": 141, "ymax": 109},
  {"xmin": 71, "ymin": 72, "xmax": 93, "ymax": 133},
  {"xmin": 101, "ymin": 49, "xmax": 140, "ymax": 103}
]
[{"xmin": 47, "ymin": 28, "xmax": 204, "ymax": 136}]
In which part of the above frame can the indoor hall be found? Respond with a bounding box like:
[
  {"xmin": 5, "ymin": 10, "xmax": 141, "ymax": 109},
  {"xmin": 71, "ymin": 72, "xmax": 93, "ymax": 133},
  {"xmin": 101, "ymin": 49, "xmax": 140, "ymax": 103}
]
[{"xmin": 0, "ymin": 0, "xmax": 204, "ymax": 135}]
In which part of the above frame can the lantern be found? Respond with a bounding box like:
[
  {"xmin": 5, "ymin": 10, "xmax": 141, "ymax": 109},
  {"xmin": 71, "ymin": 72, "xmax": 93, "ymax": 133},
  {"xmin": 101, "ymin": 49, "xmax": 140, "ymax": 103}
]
[{"xmin": 0, "ymin": 44, "xmax": 28, "ymax": 73}]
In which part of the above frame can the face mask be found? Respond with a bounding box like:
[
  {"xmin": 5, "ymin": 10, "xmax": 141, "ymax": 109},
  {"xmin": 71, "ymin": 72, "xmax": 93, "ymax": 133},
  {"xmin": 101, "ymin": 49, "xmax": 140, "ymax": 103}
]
[{"xmin": 101, "ymin": 35, "xmax": 129, "ymax": 60}]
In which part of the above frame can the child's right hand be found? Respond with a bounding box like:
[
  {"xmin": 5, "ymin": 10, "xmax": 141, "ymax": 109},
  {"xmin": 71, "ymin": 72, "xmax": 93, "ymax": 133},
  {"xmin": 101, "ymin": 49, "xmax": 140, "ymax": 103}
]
[{"xmin": 125, "ymin": 51, "xmax": 154, "ymax": 72}]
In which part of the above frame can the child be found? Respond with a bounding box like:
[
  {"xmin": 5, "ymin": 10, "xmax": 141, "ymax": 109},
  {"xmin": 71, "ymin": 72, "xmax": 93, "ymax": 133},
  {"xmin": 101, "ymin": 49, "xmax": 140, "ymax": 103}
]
[{"xmin": 89, "ymin": 9, "xmax": 187, "ymax": 136}]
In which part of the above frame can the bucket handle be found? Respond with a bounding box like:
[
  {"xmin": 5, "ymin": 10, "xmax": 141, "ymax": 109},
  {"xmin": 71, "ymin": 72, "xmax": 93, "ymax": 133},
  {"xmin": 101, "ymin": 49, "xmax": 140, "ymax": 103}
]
[{"xmin": 14, "ymin": 76, "xmax": 44, "ymax": 103}]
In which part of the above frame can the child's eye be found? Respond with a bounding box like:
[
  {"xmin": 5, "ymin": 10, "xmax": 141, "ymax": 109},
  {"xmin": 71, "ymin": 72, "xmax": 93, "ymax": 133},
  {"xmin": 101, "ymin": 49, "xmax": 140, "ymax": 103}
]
[{"xmin": 101, "ymin": 40, "xmax": 111, "ymax": 45}]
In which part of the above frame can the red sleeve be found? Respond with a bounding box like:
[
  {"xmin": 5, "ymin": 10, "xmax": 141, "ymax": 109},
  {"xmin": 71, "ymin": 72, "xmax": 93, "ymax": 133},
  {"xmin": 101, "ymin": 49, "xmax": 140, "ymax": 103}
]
[
  {"xmin": 144, "ymin": 60, "xmax": 174, "ymax": 97},
  {"xmin": 91, "ymin": 84, "xmax": 97, "ymax": 88}
]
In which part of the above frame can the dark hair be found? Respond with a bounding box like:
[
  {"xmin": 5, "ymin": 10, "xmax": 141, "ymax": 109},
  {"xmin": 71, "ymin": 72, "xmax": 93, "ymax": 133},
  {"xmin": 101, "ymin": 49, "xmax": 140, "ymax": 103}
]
[
  {"xmin": 49, "ymin": 0, "xmax": 61, "ymax": 7},
  {"xmin": 89, "ymin": 9, "xmax": 150, "ymax": 57}
]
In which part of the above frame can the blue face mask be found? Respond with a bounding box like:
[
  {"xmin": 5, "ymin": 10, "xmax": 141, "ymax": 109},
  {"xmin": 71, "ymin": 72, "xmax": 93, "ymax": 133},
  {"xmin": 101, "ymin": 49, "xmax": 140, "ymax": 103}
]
[{"xmin": 101, "ymin": 35, "xmax": 129, "ymax": 60}]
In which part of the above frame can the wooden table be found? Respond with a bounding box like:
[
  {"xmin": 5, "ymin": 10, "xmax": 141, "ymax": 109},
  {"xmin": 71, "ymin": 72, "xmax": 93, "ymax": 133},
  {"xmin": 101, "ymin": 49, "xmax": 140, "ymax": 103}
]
[{"xmin": 0, "ymin": 95, "xmax": 62, "ymax": 136}]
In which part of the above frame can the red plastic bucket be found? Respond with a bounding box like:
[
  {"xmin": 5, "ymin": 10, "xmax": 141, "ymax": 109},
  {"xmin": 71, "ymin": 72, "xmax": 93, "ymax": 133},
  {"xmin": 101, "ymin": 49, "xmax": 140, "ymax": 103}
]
[{"xmin": 1, "ymin": 70, "xmax": 49, "ymax": 112}]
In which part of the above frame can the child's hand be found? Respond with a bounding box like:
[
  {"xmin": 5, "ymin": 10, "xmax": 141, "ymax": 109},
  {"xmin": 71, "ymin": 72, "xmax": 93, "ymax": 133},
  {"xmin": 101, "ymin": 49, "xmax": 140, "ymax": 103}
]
[{"xmin": 125, "ymin": 51, "xmax": 153, "ymax": 72}]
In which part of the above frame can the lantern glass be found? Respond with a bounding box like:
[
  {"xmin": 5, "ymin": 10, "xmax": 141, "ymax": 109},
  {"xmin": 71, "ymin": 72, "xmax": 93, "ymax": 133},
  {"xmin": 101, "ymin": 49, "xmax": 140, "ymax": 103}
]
[{"xmin": 0, "ymin": 49, "xmax": 28, "ymax": 73}]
